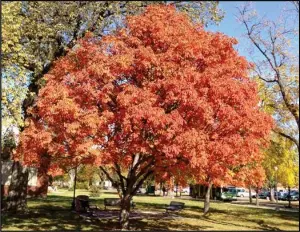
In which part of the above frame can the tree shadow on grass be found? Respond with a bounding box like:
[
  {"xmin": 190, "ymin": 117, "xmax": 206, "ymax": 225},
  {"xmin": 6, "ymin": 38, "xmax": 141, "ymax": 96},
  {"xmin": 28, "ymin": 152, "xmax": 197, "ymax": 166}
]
[
  {"xmin": 179, "ymin": 206, "xmax": 299, "ymax": 231},
  {"xmin": 129, "ymin": 218, "xmax": 213, "ymax": 231},
  {"xmin": 2, "ymin": 209, "xmax": 212, "ymax": 231},
  {"xmin": 2, "ymin": 194, "xmax": 299, "ymax": 231},
  {"xmin": 100, "ymin": 191, "xmax": 119, "ymax": 195},
  {"xmin": 2, "ymin": 210, "xmax": 121, "ymax": 231},
  {"xmin": 200, "ymin": 215, "xmax": 277, "ymax": 231}
]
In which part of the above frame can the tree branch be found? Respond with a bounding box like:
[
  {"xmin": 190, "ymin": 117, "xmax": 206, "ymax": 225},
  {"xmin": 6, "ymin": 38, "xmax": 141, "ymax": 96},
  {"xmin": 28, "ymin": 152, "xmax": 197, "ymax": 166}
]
[
  {"xmin": 114, "ymin": 162, "xmax": 126, "ymax": 194},
  {"xmin": 273, "ymin": 129, "xmax": 299, "ymax": 151},
  {"xmin": 135, "ymin": 158, "xmax": 155, "ymax": 182},
  {"xmin": 239, "ymin": 4, "xmax": 299, "ymax": 131},
  {"xmin": 277, "ymin": 79, "xmax": 299, "ymax": 128},
  {"xmin": 99, "ymin": 166, "xmax": 119, "ymax": 188},
  {"xmin": 131, "ymin": 170, "xmax": 154, "ymax": 195}
]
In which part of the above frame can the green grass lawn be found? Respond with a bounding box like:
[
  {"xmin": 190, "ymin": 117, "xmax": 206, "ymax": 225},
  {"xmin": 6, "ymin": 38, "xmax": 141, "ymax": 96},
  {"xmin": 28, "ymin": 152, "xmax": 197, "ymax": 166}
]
[{"xmin": 1, "ymin": 189, "xmax": 299, "ymax": 231}]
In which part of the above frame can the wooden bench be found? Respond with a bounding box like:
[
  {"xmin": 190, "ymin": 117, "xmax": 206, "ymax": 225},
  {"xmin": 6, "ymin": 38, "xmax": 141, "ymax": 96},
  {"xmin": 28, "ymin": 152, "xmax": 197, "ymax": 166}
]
[
  {"xmin": 165, "ymin": 201, "xmax": 185, "ymax": 213},
  {"xmin": 104, "ymin": 198, "xmax": 135, "ymax": 210}
]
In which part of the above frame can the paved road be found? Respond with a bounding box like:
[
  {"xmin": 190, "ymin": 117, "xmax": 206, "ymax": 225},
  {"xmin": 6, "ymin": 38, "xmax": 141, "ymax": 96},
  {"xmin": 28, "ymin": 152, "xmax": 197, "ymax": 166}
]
[
  {"xmin": 226, "ymin": 197, "xmax": 299, "ymax": 212},
  {"xmin": 179, "ymin": 195, "xmax": 299, "ymax": 212}
]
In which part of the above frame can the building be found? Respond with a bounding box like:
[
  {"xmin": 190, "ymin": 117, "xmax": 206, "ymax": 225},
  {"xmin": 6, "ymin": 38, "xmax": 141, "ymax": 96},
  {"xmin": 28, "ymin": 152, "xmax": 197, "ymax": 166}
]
[
  {"xmin": 103, "ymin": 180, "xmax": 112, "ymax": 189},
  {"xmin": 1, "ymin": 161, "xmax": 48, "ymax": 197}
]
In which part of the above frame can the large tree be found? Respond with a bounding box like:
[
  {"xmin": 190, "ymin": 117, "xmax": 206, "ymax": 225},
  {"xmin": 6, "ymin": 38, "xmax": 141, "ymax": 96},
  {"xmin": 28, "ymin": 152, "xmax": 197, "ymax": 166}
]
[
  {"xmin": 2, "ymin": 0, "xmax": 224, "ymax": 211},
  {"xmin": 16, "ymin": 5, "xmax": 272, "ymax": 229}
]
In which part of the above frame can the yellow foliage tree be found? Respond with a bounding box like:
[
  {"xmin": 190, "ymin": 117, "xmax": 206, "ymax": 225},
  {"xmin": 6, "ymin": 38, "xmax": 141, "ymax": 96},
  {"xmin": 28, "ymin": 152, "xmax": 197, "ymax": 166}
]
[{"xmin": 262, "ymin": 134, "xmax": 298, "ymax": 201}]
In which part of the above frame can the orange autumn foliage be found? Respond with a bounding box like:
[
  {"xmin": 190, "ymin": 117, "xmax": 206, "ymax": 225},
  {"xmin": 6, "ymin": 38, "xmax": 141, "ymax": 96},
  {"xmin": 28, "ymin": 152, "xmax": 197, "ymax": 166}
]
[
  {"xmin": 229, "ymin": 164, "xmax": 266, "ymax": 189},
  {"xmin": 16, "ymin": 5, "xmax": 273, "ymax": 186}
]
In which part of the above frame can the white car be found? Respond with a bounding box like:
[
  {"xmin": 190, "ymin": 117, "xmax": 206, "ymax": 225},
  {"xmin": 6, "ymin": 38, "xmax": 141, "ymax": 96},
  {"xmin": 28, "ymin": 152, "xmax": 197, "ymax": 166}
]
[
  {"xmin": 236, "ymin": 188, "xmax": 256, "ymax": 197},
  {"xmin": 182, "ymin": 187, "xmax": 190, "ymax": 194},
  {"xmin": 173, "ymin": 186, "xmax": 190, "ymax": 194}
]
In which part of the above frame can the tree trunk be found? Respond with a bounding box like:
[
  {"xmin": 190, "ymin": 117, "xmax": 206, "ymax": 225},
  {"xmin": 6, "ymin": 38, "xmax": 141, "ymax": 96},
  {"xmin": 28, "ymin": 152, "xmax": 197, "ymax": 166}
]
[
  {"xmin": 119, "ymin": 195, "xmax": 131, "ymax": 230},
  {"xmin": 159, "ymin": 182, "xmax": 162, "ymax": 196},
  {"xmin": 34, "ymin": 156, "xmax": 51, "ymax": 198},
  {"xmin": 249, "ymin": 186, "xmax": 253, "ymax": 204},
  {"xmin": 5, "ymin": 161, "xmax": 29, "ymax": 211},
  {"xmin": 68, "ymin": 169, "xmax": 76, "ymax": 189},
  {"xmin": 256, "ymin": 188, "xmax": 259, "ymax": 206},
  {"xmin": 270, "ymin": 187, "xmax": 275, "ymax": 202},
  {"xmin": 203, "ymin": 182, "xmax": 212, "ymax": 215},
  {"xmin": 288, "ymin": 186, "xmax": 291, "ymax": 208},
  {"xmin": 169, "ymin": 188, "xmax": 174, "ymax": 198}
]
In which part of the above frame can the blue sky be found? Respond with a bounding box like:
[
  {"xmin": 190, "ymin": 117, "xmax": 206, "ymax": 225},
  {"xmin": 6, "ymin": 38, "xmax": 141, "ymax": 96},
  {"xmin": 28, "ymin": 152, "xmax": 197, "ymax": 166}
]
[{"xmin": 207, "ymin": 1, "xmax": 291, "ymax": 59}]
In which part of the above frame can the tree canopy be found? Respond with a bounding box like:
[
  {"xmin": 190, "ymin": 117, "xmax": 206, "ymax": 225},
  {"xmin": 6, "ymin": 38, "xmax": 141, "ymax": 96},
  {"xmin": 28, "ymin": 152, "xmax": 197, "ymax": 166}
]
[
  {"xmin": 16, "ymin": 5, "xmax": 273, "ymax": 227},
  {"xmin": 2, "ymin": 1, "xmax": 224, "ymax": 130}
]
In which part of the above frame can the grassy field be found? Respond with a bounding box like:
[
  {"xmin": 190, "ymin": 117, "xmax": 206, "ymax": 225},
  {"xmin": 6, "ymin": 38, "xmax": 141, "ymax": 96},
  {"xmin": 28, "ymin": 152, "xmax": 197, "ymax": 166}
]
[{"xmin": 1, "ymin": 189, "xmax": 299, "ymax": 231}]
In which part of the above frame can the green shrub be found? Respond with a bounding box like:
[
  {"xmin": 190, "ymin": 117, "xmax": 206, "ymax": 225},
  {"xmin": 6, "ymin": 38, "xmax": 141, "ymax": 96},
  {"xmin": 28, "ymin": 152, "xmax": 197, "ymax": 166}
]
[
  {"xmin": 76, "ymin": 181, "xmax": 89, "ymax": 190},
  {"xmin": 89, "ymin": 185, "xmax": 101, "ymax": 197}
]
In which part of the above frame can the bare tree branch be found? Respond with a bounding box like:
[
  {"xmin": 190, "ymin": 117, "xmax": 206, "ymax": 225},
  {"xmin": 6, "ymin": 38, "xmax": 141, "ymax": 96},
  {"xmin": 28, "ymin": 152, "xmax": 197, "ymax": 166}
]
[
  {"xmin": 273, "ymin": 129, "xmax": 299, "ymax": 150},
  {"xmin": 99, "ymin": 166, "xmax": 119, "ymax": 188},
  {"xmin": 238, "ymin": 3, "xmax": 299, "ymax": 140}
]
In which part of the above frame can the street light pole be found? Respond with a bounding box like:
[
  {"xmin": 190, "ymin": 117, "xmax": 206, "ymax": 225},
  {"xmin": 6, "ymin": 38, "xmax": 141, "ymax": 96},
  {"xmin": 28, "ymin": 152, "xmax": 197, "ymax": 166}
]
[{"xmin": 274, "ymin": 166, "xmax": 279, "ymax": 211}]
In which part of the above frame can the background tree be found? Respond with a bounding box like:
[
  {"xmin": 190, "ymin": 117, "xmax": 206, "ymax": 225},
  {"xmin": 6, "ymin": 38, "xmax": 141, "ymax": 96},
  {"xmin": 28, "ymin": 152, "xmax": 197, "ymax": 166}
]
[
  {"xmin": 264, "ymin": 135, "xmax": 299, "ymax": 207},
  {"xmin": 77, "ymin": 164, "xmax": 102, "ymax": 188},
  {"xmin": 2, "ymin": 2, "xmax": 29, "ymax": 128},
  {"xmin": 1, "ymin": 128, "xmax": 17, "ymax": 161},
  {"xmin": 261, "ymin": 134, "xmax": 298, "ymax": 202},
  {"xmin": 16, "ymin": 5, "xmax": 272, "ymax": 228},
  {"xmin": 246, "ymin": 166, "xmax": 266, "ymax": 206},
  {"xmin": 238, "ymin": 2, "xmax": 299, "ymax": 154}
]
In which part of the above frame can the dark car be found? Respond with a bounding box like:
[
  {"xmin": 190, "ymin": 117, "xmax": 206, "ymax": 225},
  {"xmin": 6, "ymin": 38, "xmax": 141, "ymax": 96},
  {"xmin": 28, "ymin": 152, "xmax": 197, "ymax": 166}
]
[
  {"xmin": 258, "ymin": 191, "xmax": 269, "ymax": 199},
  {"xmin": 290, "ymin": 192, "xmax": 299, "ymax": 201},
  {"xmin": 281, "ymin": 191, "xmax": 299, "ymax": 201},
  {"xmin": 267, "ymin": 191, "xmax": 279, "ymax": 198},
  {"xmin": 278, "ymin": 192, "xmax": 287, "ymax": 200}
]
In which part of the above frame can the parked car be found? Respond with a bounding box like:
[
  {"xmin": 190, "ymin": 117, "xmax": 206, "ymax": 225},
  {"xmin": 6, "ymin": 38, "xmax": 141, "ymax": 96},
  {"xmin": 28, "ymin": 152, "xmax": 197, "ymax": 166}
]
[
  {"xmin": 236, "ymin": 188, "xmax": 256, "ymax": 198},
  {"xmin": 281, "ymin": 191, "xmax": 298, "ymax": 201},
  {"xmin": 278, "ymin": 191, "xmax": 288, "ymax": 200},
  {"xmin": 173, "ymin": 186, "xmax": 190, "ymax": 194},
  {"xmin": 221, "ymin": 187, "xmax": 237, "ymax": 201},
  {"xmin": 282, "ymin": 191, "xmax": 299, "ymax": 201},
  {"xmin": 182, "ymin": 187, "xmax": 190, "ymax": 194},
  {"xmin": 258, "ymin": 191, "xmax": 270, "ymax": 199},
  {"xmin": 266, "ymin": 191, "xmax": 279, "ymax": 199},
  {"xmin": 281, "ymin": 192, "xmax": 288, "ymax": 201},
  {"xmin": 290, "ymin": 192, "xmax": 299, "ymax": 201}
]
